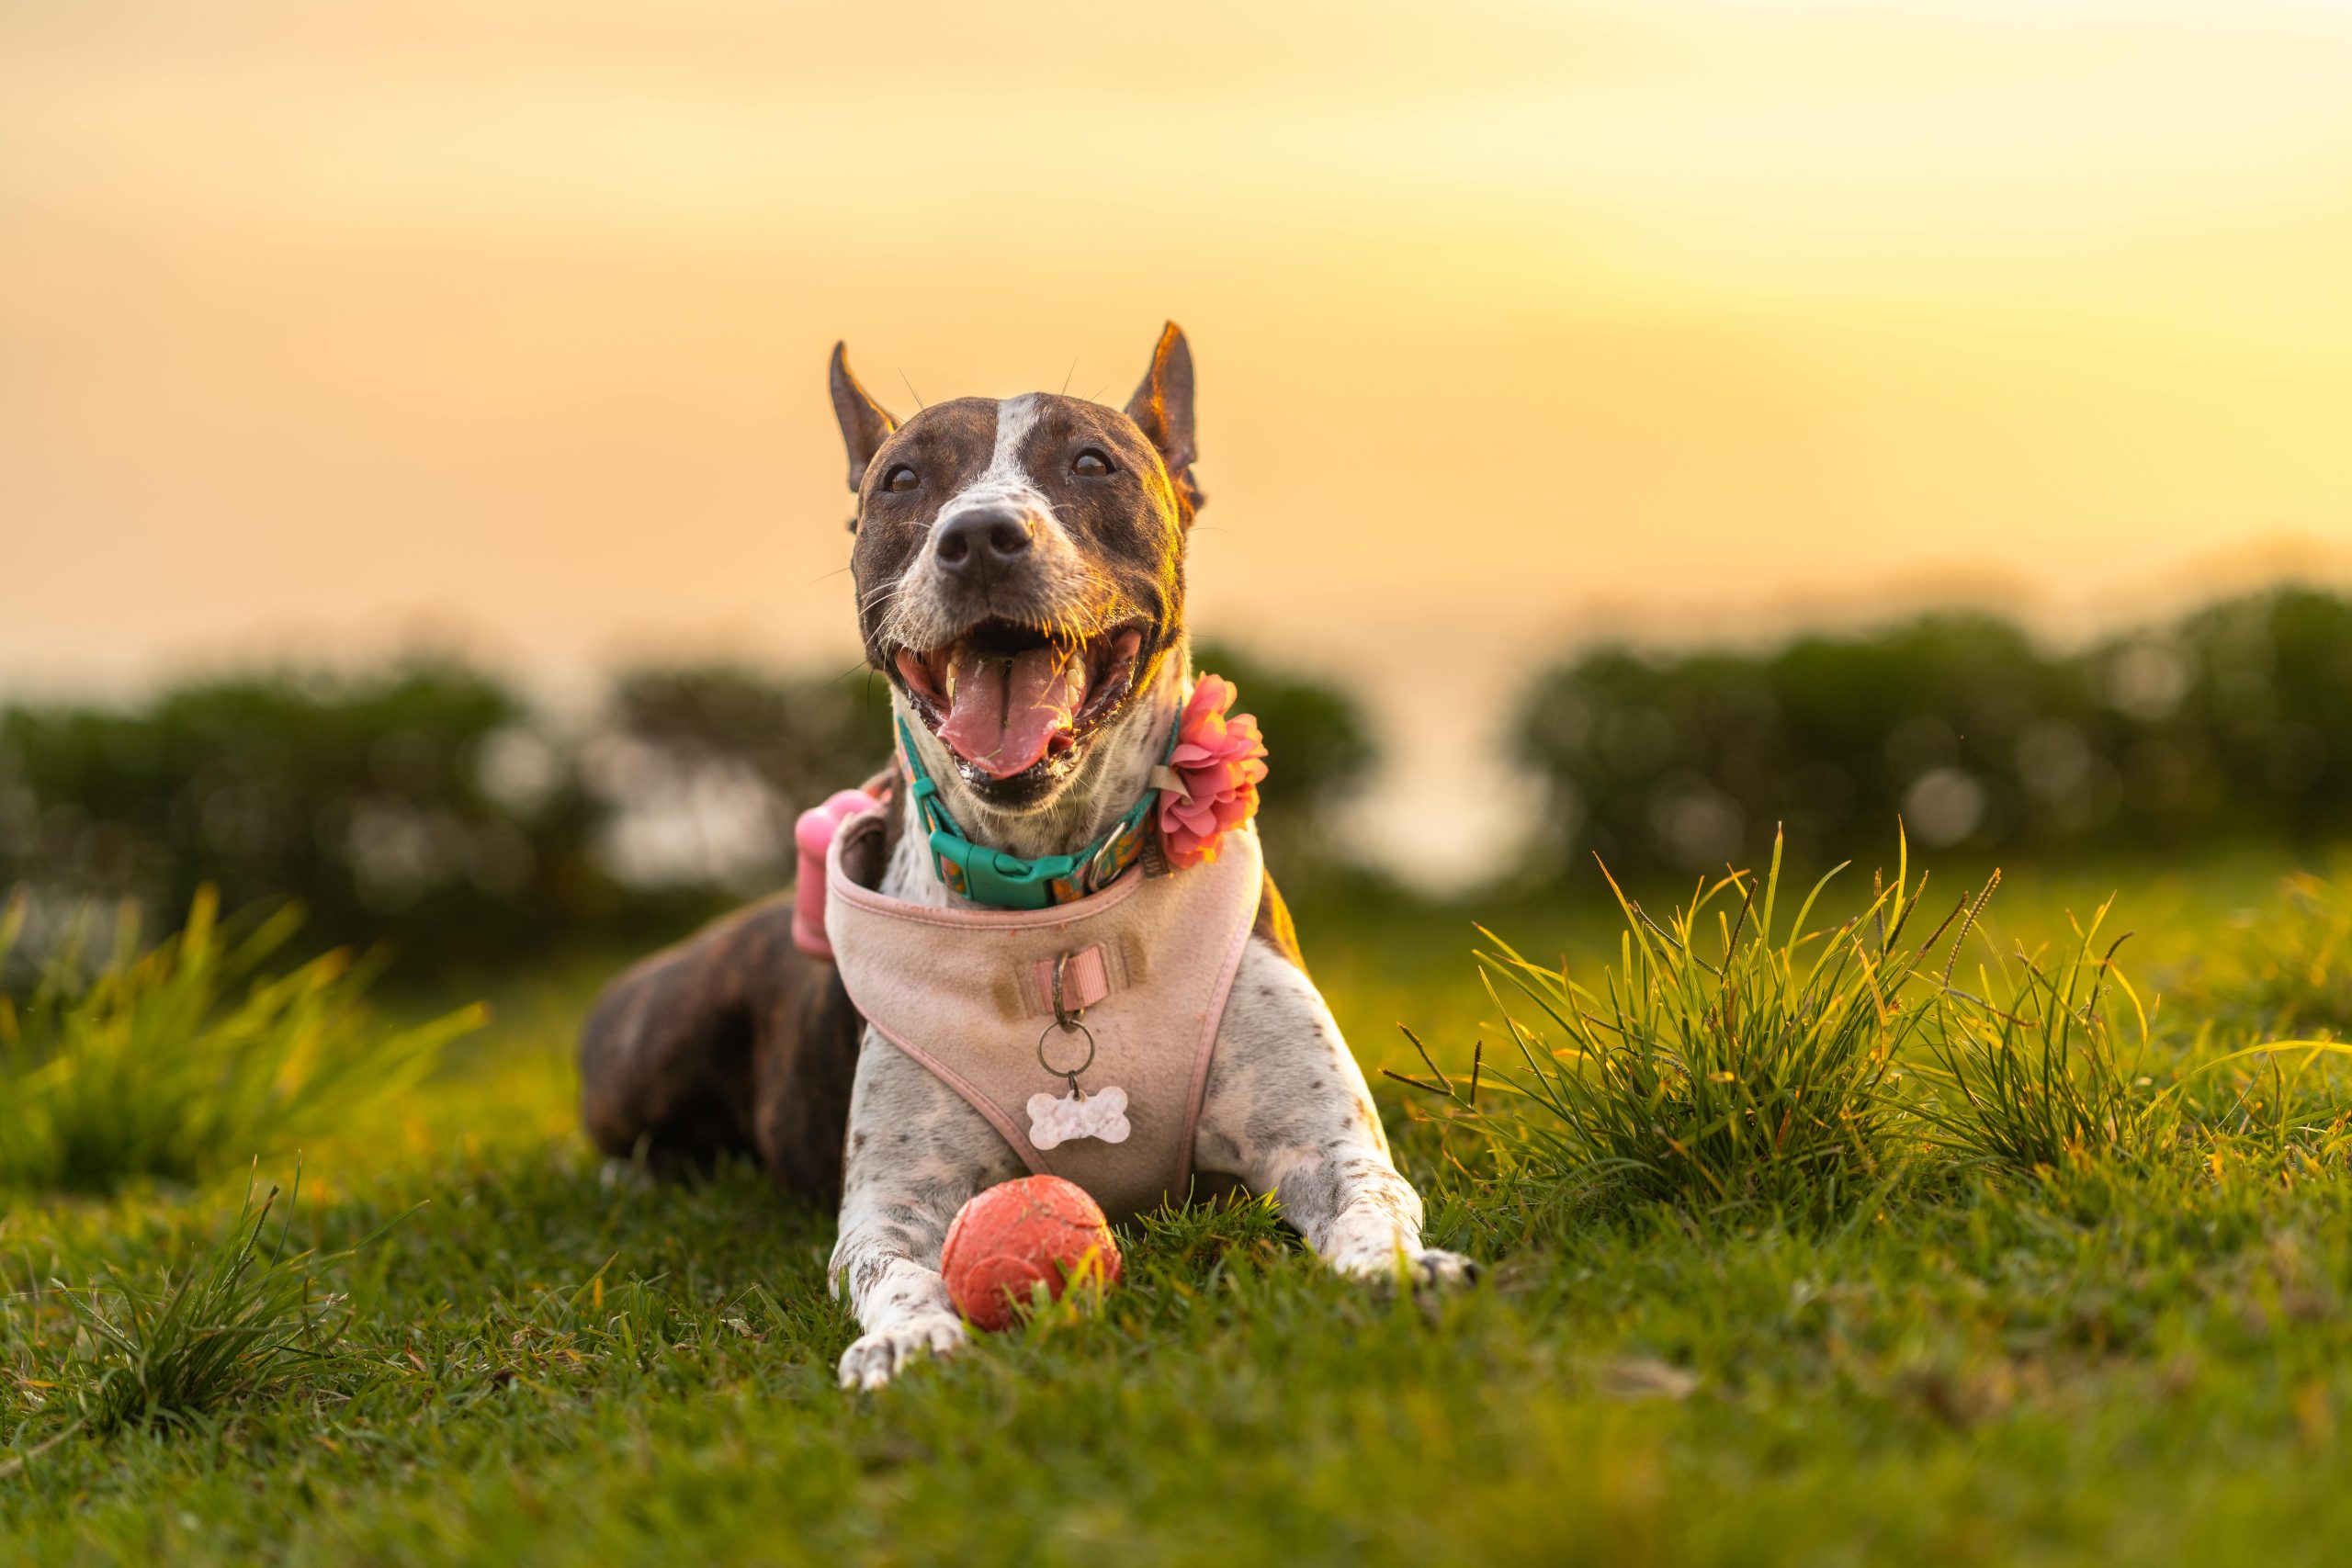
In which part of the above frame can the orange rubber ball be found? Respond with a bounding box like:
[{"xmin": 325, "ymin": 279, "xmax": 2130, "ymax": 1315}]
[{"xmin": 940, "ymin": 1175, "xmax": 1124, "ymax": 1331}]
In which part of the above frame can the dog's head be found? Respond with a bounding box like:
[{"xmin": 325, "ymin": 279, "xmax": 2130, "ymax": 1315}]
[{"xmin": 831, "ymin": 323, "xmax": 1203, "ymax": 815}]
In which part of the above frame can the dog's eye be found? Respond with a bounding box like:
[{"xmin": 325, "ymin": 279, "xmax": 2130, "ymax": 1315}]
[
  {"xmin": 884, "ymin": 465, "xmax": 920, "ymax": 493},
  {"xmin": 1072, "ymin": 449, "xmax": 1113, "ymax": 478}
]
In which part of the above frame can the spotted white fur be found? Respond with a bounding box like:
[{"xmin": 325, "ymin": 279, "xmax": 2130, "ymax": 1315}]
[
  {"xmin": 873, "ymin": 395, "xmax": 1105, "ymax": 663},
  {"xmin": 827, "ymin": 658, "xmax": 1476, "ymax": 1390},
  {"xmin": 971, "ymin": 394, "xmax": 1049, "ymax": 505}
]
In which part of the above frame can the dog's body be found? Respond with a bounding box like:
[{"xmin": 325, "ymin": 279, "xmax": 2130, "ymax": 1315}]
[{"xmin": 579, "ymin": 326, "xmax": 1472, "ymax": 1389}]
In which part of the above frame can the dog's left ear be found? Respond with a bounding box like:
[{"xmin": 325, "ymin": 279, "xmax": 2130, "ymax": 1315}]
[
  {"xmin": 1125, "ymin": 321, "xmax": 1203, "ymax": 512},
  {"xmin": 829, "ymin": 342, "xmax": 899, "ymax": 493}
]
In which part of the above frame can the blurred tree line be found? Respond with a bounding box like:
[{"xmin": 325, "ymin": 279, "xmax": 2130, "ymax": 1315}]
[
  {"xmin": 0, "ymin": 647, "xmax": 1375, "ymax": 976},
  {"xmin": 1514, "ymin": 587, "xmax": 2352, "ymax": 880},
  {"xmin": 8, "ymin": 586, "xmax": 2346, "ymax": 976}
]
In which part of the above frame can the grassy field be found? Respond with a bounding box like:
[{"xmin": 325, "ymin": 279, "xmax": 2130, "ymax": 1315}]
[{"xmin": 6, "ymin": 846, "xmax": 2352, "ymax": 1565}]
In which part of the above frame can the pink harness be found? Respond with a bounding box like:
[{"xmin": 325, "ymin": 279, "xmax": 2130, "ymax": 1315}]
[{"xmin": 824, "ymin": 807, "xmax": 1265, "ymax": 1221}]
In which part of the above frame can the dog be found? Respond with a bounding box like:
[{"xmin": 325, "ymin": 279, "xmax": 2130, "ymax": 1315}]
[{"xmin": 578, "ymin": 323, "xmax": 1475, "ymax": 1390}]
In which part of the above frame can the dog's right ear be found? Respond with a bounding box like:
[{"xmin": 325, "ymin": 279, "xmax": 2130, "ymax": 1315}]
[
  {"xmin": 829, "ymin": 342, "xmax": 899, "ymax": 492},
  {"xmin": 1125, "ymin": 321, "xmax": 1198, "ymax": 481}
]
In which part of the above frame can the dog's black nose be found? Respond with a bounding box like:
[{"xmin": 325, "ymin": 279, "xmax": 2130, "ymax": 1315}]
[{"xmin": 933, "ymin": 507, "xmax": 1035, "ymax": 572}]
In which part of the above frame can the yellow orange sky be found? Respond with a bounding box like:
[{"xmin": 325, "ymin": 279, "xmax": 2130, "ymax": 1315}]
[{"xmin": 4, "ymin": 0, "xmax": 2351, "ymax": 881}]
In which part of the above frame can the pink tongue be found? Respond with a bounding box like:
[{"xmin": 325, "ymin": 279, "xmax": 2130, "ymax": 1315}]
[{"xmin": 938, "ymin": 645, "xmax": 1088, "ymax": 779}]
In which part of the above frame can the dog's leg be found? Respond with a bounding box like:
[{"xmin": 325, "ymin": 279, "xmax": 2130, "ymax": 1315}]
[
  {"xmin": 579, "ymin": 897, "xmax": 789, "ymax": 1169},
  {"xmin": 1195, "ymin": 941, "xmax": 1478, "ymax": 1290},
  {"xmin": 830, "ymin": 1029, "xmax": 1025, "ymax": 1389}
]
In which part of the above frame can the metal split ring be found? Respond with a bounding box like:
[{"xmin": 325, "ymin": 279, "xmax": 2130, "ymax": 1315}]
[{"xmin": 1036, "ymin": 1019, "xmax": 1096, "ymax": 1087}]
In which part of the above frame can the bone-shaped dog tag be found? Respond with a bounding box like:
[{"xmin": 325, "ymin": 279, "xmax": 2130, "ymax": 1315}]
[{"xmin": 1026, "ymin": 1085, "xmax": 1131, "ymax": 1150}]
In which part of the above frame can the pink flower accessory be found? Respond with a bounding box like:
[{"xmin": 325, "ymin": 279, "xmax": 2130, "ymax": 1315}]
[
  {"xmin": 792, "ymin": 786, "xmax": 884, "ymax": 959},
  {"xmin": 1156, "ymin": 673, "xmax": 1269, "ymax": 871}
]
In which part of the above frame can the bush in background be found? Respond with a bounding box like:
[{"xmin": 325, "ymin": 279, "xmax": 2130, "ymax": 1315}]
[
  {"xmin": 589, "ymin": 663, "xmax": 890, "ymax": 893},
  {"xmin": 1513, "ymin": 587, "xmax": 2352, "ymax": 881},
  {"xmin": 0, "ymin": 645, "xmax": 1369, "ymax": 973},
  {"xmin": 0, "ymin": 660, "xmax": 609, "ymax": 971},
  {"xmin": 1192, "ymin": 640, "xmax": 1377, "ymax": 883}
]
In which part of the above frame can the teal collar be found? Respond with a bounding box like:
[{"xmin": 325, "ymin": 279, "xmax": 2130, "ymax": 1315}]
[{"xmin": 896, "ymin": 714, "xmax": 1169, "ymax": 910}]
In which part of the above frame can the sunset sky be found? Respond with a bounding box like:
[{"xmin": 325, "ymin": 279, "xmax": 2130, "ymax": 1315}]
[{"xmin": 5, "ymin": 0, "xmax": 2351, "ymax": 882}]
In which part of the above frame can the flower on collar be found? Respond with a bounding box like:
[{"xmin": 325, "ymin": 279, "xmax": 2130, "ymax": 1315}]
[{"xmin": 1159, "ymin": 673, "xmax": 1268, "ymax": 870}]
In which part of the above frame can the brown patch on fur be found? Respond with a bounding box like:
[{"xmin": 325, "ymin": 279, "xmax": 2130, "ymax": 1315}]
[
  {"xmin": 577, "ymin": 785, "xmax": 905, "ymax": 1203},
  {"xmin": 1252, "ymin": 867, "xmax": 1307, "ymax": 975}
]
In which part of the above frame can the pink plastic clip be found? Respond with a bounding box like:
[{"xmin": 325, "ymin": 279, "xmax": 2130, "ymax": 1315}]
[{"xmin": 791, "ymin": 788, "xmax": 882, "ymax": 960}]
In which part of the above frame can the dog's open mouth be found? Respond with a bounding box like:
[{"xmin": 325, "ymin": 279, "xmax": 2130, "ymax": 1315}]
[{"xmin": 893, "ymin": 621, "xmax": 1147, "ymax": 783}]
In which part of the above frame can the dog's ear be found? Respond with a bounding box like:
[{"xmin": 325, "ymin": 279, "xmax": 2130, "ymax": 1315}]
[
  {"xmin": 1125, "ymin": 321, "xmax": 1203, "ymax": 510},
  {"xmin": 829, "ymin": 342, "xmax": 899, "ymax": 492}
]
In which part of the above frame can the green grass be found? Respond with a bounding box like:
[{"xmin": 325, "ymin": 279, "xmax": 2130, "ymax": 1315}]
[
  {"xmin": 6, "ymin": 1169, "xmax": 406, "ymax": 1461},
  {"xmin": 1459, "ymin": 836, "xmax": 1947, "ymax": 1218},
  {"xmin": 0, "ymin": 890, "xmax": 480, "ymax": 1194},
  {"xmin": 6, "ymin": 852, "xmax": 2352, "ymax": 1565},
  {"xmin": 2168, "ymin": 872, "xmax": 2352, "ymax": 1041}
]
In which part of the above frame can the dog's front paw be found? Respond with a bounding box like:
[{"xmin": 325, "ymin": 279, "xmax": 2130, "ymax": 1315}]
[
  {"xmin": 1326, "ymin": 1232, "xmax": 1484, "ymax": 1294},
  {"xmin": 597, "ymin": 1156, "xmax": 653, "ymax": 1194},
  {"xmin": 837, "ymin": 1314, "xmax": 967, "ymax": 1391},
  {"xmin": 1406, "ymin": 1247, "xmax": 1481, "ymax": 1292}
]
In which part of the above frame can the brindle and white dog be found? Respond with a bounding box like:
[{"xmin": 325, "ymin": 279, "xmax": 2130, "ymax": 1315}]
[{"xmin": 579, "ymin": 324, "xmax": 1475, "ymax": 1390}]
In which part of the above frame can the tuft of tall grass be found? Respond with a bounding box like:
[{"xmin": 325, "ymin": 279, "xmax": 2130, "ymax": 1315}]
[
  {"xmin": 1910, "ymin": 900, "xmax": 2164, "ymax": 1176},
  {"xmin": 1905, "ymin": 892, "xmax": 2352, "ymax": 1183},
  {"xmin": 2, "ymin": 1171, "xmax": 410, "ymax": 1473},
  {"xmin": 2170, "ymin": 872, "xmax": 2352, "ymax": 1042},
  {"xmin": 0, "ymin": 889, "xmax": 481, "ymax": 1194},
  {"xmin": 1452, "ymin": 833, "xmax": 1961, "ymax": 1218}
]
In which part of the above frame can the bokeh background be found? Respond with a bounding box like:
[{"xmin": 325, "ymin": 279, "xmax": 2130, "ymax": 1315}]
[{"xmin": 6, "ymin": 0, "xmax": 2352, "ymax": 974}]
